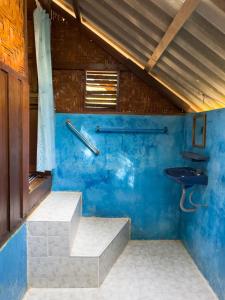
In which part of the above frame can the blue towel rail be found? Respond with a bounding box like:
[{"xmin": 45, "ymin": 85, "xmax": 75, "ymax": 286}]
[
  {"xmin": 96, "ymin": 126, "xmax": 168, "ymax": 134},
  {"xmin": 66, "ymin": 120, "xmax": 100, "ymax": 155}
]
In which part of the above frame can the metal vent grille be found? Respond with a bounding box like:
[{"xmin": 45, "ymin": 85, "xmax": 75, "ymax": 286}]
[{"xmin": 85, "ymin": 70, "xmax": 119, "ymax": 109}]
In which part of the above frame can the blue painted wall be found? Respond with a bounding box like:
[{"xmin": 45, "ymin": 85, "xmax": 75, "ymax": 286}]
[
  {"xmin": 181, "ymin": 109, "xmax": 225, "ymax": 300},
  {"xmin": 0, "ymin": 224, "xmax": 27, "ymax": 300},
  {"xmin": 53, "ymin": 114, "xmax": 184, "ymax": 239}
]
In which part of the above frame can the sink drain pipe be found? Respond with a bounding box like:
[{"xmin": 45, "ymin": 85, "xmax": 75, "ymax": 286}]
[
  {"xmin": 180, "ymin": 186, "xmax": 197, "ymax": 212},
  {"xmin": 180, "ymin": 185, "xmax": 208, "ymax": 213}
]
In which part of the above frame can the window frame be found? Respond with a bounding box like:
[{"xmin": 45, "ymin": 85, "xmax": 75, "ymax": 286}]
[{"xmin": 84, "ymin": 70, "xmax": 120, "ymax": 112}]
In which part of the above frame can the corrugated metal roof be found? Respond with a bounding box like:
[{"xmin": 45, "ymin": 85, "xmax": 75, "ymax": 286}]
[{"xmin": 57, "ymin": 0, "xmax": 225, "ymax": 112}]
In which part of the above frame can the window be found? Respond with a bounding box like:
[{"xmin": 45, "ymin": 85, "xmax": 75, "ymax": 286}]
[{"xmin": 85, "ymin": 70, "xmax": 119, "ymax": 110}]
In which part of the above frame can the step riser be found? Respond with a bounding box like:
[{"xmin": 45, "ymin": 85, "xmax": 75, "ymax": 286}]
[
  {"xmin": 28, "ymin": 222, "xmax": 130, "ymax": 288},
  {"xmin": 70, "ymin": 199, "xmax": 82, "ymax": 248},
  {"xmin": 99, "ymin": 221, "xmax": 130, "ymax": 285},
  {"xmin": 27, "ymin": 192, "xmax": 130, "ymax": 288},
  {"xmin": 28, "ymin": 257, "xmax": 98, "ymax": 288},
  {"xmin": 27, "ymin": 222, "xmax": 71, "ymax": 257},
  {"xmin": 27, "ymin": 196, "xmax": 82, "ymax": 258}
]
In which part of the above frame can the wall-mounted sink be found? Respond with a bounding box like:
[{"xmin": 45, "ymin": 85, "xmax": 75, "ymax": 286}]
[
  {"xmin": 165, "ymin": 167, "xmax": 208, "ymax": 188},
  {"xmin": 165, "ymin": 167, "xmax": 208, "ymax": 213}
]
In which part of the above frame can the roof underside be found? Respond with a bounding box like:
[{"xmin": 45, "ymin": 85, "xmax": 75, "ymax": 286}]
[{"xmin": 54, "ymin": 0, "xmax": 225, "ymax": 112}]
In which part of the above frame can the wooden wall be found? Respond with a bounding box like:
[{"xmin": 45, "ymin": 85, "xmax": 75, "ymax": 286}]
[
  {"xmin": 0, "ymin": 62, "xmax": 29, "ymax": 243},
  {"xmin": 0, "ymin": 0, "xmax": 29, "ymax": 244},
  {"xmin": 0, "ymin": 69, "xmax": 9, "ymax": 240},
  {"xmin": 52, "ymin": 15, "xmax": 182, "ymax": 114},
  {"xmin": 0, "ymin": 0, "xmax": 26, "ymax": 75}
]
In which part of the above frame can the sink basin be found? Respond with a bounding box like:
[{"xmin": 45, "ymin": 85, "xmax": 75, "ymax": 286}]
[{"xmin": 165, "ymin": 167, "xmax": 208, "ymax": 188}]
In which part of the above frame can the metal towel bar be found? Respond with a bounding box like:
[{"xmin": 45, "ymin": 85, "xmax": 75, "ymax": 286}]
[
  {"xmin": 66, "ymin": 120, "xmax": 100, "ymax": 155},
  {"xmin": 96, "ymin": 126, "xmax": 168, "ymax": 134}
]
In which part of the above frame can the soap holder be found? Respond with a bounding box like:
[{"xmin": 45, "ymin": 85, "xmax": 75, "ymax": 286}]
[{"xmin": 181, "ymin": 151, "xmax": 209, "ymax": 162}]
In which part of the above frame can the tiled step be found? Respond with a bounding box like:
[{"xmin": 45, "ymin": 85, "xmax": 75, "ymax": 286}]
[
  {"xmin": 27, "ymin": 192, "xmax": 82, "ymax": 287},
  {"xmin": 27, "ymin": 192, "xmax": 130, "ymax": 288},
  {"xmin": 71, "ymin": 217, "xmax": 130, "ymax": 285},
  {"xmin": 72, "ymin": 217, "xmax": 130, "ymax": 256},
  {"xmin": 27, "ymin": 192, "xmax": 82, "ymax": 257}
]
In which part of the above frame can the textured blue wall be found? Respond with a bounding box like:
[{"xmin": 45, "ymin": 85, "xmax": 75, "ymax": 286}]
[
  {"xmin": 53, "ymin": 114, "xmax": 184, "ymax": 239},
  {"xmin": 0, "ymin": 224, "xmax": 27, "ymax": 300},
  {"xmin": 181, "ymin": 109, "xmax": 225, "ymax": 300}
]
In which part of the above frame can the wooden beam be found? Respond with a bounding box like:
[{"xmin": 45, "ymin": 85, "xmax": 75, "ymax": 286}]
[
  {"xmin": 145, "ymin": 0, "xmax": 201, "ymax": 71},
  {"xmin": 50, "ymin": 3, "xmax": 192, "ymax": 112},
  {"xmin": 53, "ymin": 63, "xmax": 127, "ymax": 71},
  {"xmin": 211, "ymin": 0, "xmax": 225, "ymax": 13},
  {"xmin": 82, "ymin": 17, "xmax": 145, "ymax": 69},
  {"xmin": 80, "ymin": 20, "xmax": 194, "ymax": 112},
  {"xmin": 73, "ymin": 0, "xmax": 81, "ymax": 22},
  {"xmin": 52, "ymin": 0, "xmax": 75, "ymax": 17}
]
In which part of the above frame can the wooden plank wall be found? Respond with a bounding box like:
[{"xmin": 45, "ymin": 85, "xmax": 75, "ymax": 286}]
[
  {"xmin": 0, "ymin": 63, "xmax": 29, "ymax": 242},
  {"xmin": 0, "ymin": 0, "xmax": 52, "ymax": 245},
  {"xmin": 0, "ymin": 0, "xmax": 29, "ymax": 244},
  {"xmin": 51, "ymin": 14, "xmax": 182, "ymax": 115},
  {"xmin": 0, "ymin": 69, "xmax": 9, "ymax": 240}
]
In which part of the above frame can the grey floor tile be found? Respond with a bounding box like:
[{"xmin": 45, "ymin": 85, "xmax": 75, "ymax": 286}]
[{"xmin": 24, "ymin": 241, "xmax": 218, "ymax": 300}]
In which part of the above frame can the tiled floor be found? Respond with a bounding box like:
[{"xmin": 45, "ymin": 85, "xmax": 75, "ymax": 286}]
[{"xmin": 24, "ymin": 241, "xmax": 217, "ymax": 300}]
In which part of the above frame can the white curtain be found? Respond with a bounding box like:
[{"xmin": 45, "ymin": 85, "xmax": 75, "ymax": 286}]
[{"xmin": 34, "ymin": 6, "xmax": 56, "ymax": 172}]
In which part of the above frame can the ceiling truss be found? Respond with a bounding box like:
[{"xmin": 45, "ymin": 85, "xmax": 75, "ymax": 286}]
[
  {"xmin": 54, "ymin": 0, "xmax": 225, "ymax": 112},
  {"xmin": 145, "ymin": 0, "xmax": 201, "ymax": 71}
]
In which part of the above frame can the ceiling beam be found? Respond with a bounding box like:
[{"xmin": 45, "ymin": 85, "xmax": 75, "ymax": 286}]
[
  {"xmin": 52, "ymin": 0, "xmax": 75, "ymax": 17},
  {"xmin": 73, "ymin": 0, "xmax": 81, "ymax": 22},
  {"xmin": 80, "ymin": 19, "xmax": 196, "ymax": 112},
  {"xmin": 50, "ymin": 2, "xmax": 195, "ymax": 112},
  {"xmin": 145, "ymin": 0, "xmax": 201, "ymax": 71},
  {"xmin": 211, "ymin": 0, "xmax": 225, "ymax": 13}
]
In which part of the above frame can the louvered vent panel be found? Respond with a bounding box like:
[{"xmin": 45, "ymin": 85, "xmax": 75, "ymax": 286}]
[{"xmin": 85, "ymin": 70, "xmax": 119, "ymax": 109}]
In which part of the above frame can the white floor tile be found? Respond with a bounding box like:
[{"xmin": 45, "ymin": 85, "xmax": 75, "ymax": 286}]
[{"xmin": 23, "ymin": 241, "xmax": 218, "ymax": 300}]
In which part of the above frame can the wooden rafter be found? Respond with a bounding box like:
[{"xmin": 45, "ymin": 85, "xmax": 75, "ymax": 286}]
[
  {"xmin": 50, "ymin": 2, "xmax": 197, "ymax": 112},
  {"xmin": 52, "ymin": 0, "xmax": 75, "ymax": 17},
  {"xmin": 211, "ymin": 0, "xmax": 225, "ymax": 12},
  {"xmin": 145, "ymin": 0, "xmax": 201, "ymax": 71},
  {"xmin": 81, "ymin": 18, "xmax": 197, "ymax": 112},
  {"xmin": 73, "ymin": 0, "xmax": 81, "ymax": 22}
]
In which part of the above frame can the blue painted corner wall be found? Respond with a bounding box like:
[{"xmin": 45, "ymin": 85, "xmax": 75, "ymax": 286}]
[
  {"xmin": 53, "ymin": 114, "xmax": 184, "ymax": 239},
  {"xmin": 181, "ymin": 109, "xmax": 225, "ymax": 300},
  {"xmin": 0, "ymin": 224, "xmax": 27, "ymax": 300}
]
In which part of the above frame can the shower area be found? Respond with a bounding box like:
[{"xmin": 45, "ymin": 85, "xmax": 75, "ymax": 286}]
[{"xmin": 1, "ymin": 0, "xmax": 225, "ymax": 300}]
